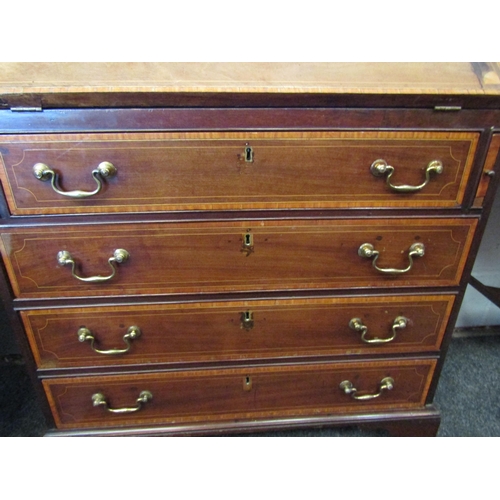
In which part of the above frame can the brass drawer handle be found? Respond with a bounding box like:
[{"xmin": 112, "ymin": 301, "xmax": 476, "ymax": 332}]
[
  {"xmin": 78, "ymin": 326, "xmax": 141, "ymax": 355},
  {"xmin": 57, "ymin": 248, "xmax": 129, "ymax": 283},
  {"xmin": 370, "ymin": 159, "xmax": 443, "ymax": 193},
  {"xmin": 92, "ymin": 390, "xmax": 153, "ymax": 414},
  {"xmin": 339, "ymin": 377, "xmax": 394, "ymax": 400},
  {"xmin": 349, "ymin": 316, "xmax": 408, "ymax": 344},
  {"xmin": 33, "ymin": 161, "xmax": 116, "ymax": 198},
  {"xmin": 358, "ymin": 242, "xmax": 425, "ymax": 274}
]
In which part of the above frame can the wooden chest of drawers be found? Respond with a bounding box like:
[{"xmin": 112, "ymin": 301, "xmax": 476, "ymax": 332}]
[{"xmin": 1, "ymin": 62, "xmax": 499, "ymax": 436}]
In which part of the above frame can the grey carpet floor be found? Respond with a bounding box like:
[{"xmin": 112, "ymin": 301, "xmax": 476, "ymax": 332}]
[{"xmin": 1, "ymin": 335, "xmax": 499, "ymax": 437}]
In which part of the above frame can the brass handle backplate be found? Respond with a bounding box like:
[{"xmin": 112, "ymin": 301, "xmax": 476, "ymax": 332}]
[
  {"xmin": 358, "ymin": 242, "xmax": 425, "ymax": 274},
  {"xmin": 57, "ymin": 248, "xmax": 129, "ymax": 283},
  {"xmin": 92, "ymin": 390, "xmax": 153, "ymax": 414},
  {"xmin": 78, "ymin": 326, "xmax": 141, "ymax": 355},
  {"xmin": 33, "ymin": 161, "xmax": 117, "ymax": 198},
  {"xmin": 339, "ymin": 377, "xmax": 394, "ymax": 400},
  {"xmin": 349, "ymin": 316, "xmax": 408, "ymax": 344},
  {"xmin": 370, "ymin": 159, "xmax": 443, "ymax": 193}
]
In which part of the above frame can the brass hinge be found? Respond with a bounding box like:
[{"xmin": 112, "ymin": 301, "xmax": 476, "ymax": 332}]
[
  {"xmin": 10, "ymin": 106, "xmax": 43, "ymax": 112},
  {"xmin": 434, "ymin": 105, "xmax": 462, "ymax": 112}
]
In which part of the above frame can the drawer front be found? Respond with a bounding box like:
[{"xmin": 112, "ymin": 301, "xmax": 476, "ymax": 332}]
[
  {"xmin": 22, "ymin": 295, "xmax": 454, "ymax": 369},
  {"xmin": 43, "ymin": 359, "xmax": 437, "ymax": 429},
  {"xmin": 0, "ymin": 131, "xmax": 478, "ymax": 215},
  {"xmin": 1, "ymin": 218, "xmax": 476, "ymax": 299}
]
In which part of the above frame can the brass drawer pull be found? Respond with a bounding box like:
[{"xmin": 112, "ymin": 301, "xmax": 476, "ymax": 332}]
[
  {"xmin": 339, "ymin": 377, "xmax": 394, "ymax": 400},
  {"xmin": 358, "ymin": 242, "xmax": 425, "ymax": 274},
  {"xmin": 78, "ymin": 326, "xmax": 141, "ymax": 355},
  {"xmin": 370, "ymin": 159, "xmax": 443, "ymax": 193},
  {"xmin": 33, "ymin": 161, "xmax": 117, "ymax": 198},
  {"xmin": 92, "ymin": 390, "xmax": 153, "ymax": 414},
  {"xmin": 349, "ymin": 316, "xmax": 407, "ymax": 344},
  {"xmin": 57, "ymin": 248, "xmax": 129, "ymax": 283}
]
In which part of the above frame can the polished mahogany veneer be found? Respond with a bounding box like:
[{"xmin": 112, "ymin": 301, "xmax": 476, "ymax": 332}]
[
  {"xmin": 43, "ymin": 359, "xmax": 437, "ymax": 430},
  {"xmin": 1, "ymin": 63, "xmax": 499, "ymax": 436},
  {"xmin": 0, "ymin": 218, "xmax": 477, "ymax": 299},
  {"xmin": 22, "ymin": 296, "xmax": 454, "ymax": 369},
  {"xmin": 0, "ymin": 131, "xmax": 478, "ymax": 214}
]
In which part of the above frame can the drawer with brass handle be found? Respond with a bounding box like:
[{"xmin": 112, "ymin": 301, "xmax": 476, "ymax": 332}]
[
  {"xmin": 42, "ymin": 358, "xmax": 437, "ymax": 430},
  {"xmin": 0, "ymin": 218, "xmax": 477, "ymax": 299},
  {"xmin": 21, "ymin": 295, "xmax": 455, "ymax": 369},
  {"xmin": 2, "ymin": 63, "xmax": 499, "ymax": 438},
  {"xmin": 0, "ymin": 131, "xmax": 478, "ymax": 215}
]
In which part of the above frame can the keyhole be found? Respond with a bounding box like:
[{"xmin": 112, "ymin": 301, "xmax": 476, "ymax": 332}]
[
  {"xmin": 241, "ymin": 231, "xmax": 254, "ymax": 256},
  {"xmin": 244, "ymin": 146, "xmax": 254, "ymax": 163},
  {"xmin": 240, "ymin": 310, "xmax": 254, "ymax": 330},
  {"xmin": 243, "ymin": 376, "xmax": 252, "ymax": 391}
]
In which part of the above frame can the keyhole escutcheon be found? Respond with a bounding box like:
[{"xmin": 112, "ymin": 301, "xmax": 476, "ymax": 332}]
[
  {"xmin": 243, "ymin": 376, "xmax": 252, "ymax": 391},
  {"xmin": 241, "ymin": 231, "xmax": 254, "ymax": 256},
  {"xmin": 244, "ymin": 145, "xmax": 254, "ymax": 163},
  {"xmin": 240, "ymin": 311, "xmax": 254, "ymax": 330}
]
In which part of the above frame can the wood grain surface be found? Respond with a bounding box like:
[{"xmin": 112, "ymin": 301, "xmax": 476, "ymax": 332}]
[
  {"xmin": 0, "ymin": 131, "xmax": 478, "ymax": 214},
  {"xmin": 0, "ymin": 63, "xmax": 493, "ymax": 95},
  {"xmin": 1, "ymin": 62, "xmax": 496, "ymax": 436},
  {"xmin": 0, "ymin": 218, "xmax": 477, "ymax": 299},
  {"xmin": 43, "ymin": 358, "xmax": 437, "ymax": 429},
  {"xmin": 22, "ymin": 295, "xmax": 454, "ymax": 369},
  {"xmin": 474, "ymin": 134, "xmax": 500, "ymax": 206}
]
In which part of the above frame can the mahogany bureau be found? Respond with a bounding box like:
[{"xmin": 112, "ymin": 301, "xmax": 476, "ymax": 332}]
[{"xmin": 0, "ymin": 62, "xmax": 499, "ymax": 436}]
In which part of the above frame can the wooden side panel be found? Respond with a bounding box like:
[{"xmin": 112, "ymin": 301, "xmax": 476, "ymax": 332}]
[
  {"xmin": 43, "ymin": 359, "xmax": 437, "ymax": 429},
  {"xmin": 474, "ymin": 134, "xmax": 500, "ymax": 206},
  {"xmin": 22, "ymin": 295, "xmax": 454, "ymax": 368},
  {"xmin": 0, "ymin": 218, "xmax": 477, "ymax": 299},
  {"xmin": 0, "ymin": 131, "xmax": 478, "ymax": 214}
]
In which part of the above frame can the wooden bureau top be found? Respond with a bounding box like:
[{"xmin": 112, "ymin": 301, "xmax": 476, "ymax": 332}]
[
  {"xmin": 0, "ymin": 62, "xmax": 500, "ymax": 110},
  {"xmin": 1, "ymin": 62, "xmax": 499, "ymax": 94}
]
